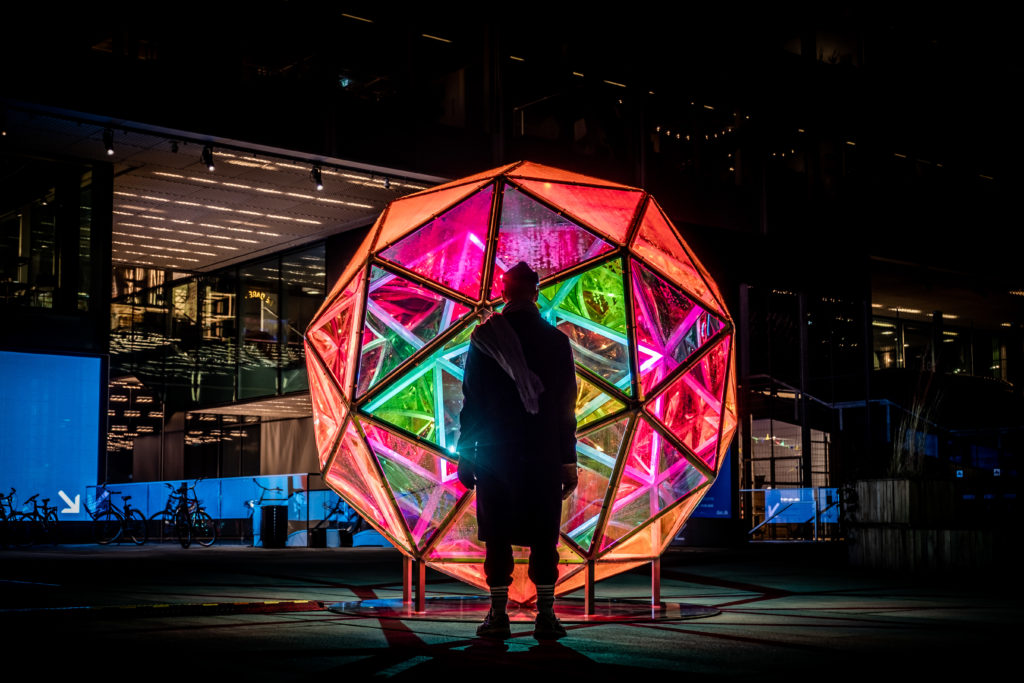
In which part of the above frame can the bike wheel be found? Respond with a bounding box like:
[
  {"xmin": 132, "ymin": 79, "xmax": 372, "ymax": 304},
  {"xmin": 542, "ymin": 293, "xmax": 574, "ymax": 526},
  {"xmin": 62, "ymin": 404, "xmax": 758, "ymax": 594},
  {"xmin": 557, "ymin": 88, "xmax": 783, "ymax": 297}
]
[
  {"xmin": 44, "ymin": 510, "xmax": 59, "ymax": 545},
  {"xmin": 126, "ymin": 509, "xmax": 147, "ymax": 545},
  {"xmin": 94, "ymin": 508, "xmax": 124, "ymax": 545},
  {"xmin": 193, "ymin": 510, "xmax": 217, "ymax": 547},
  {"xmin": 148, "ymin": 510, "xmax": 175, "ymax": 542},
  {"xmin": 175, "ymin": 508, "xmax": 192, "ymax": 549}
]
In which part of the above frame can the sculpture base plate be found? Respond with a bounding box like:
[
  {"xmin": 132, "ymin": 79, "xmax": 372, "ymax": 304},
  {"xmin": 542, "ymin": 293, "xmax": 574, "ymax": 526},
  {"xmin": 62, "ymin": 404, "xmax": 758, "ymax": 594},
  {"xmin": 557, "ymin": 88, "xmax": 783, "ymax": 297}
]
[{"xmin": 328, "ymin": 596, "xmax": 719, "ymax": 623}]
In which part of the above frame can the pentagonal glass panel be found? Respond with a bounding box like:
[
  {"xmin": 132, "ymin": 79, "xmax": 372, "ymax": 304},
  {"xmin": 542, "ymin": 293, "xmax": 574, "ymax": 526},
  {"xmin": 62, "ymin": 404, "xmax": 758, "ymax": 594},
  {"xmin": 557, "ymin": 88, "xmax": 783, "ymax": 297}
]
[
  {"xmin": 362, "ymin": 316, "xmax": 480, "ymax": 451},
  {"xmin": 306, "ymin": 345, "xmax": 349, "ymax": 469},
  {"xmin": 489, "ymin": 186, "xmax": 614, "ymax": 299},
  {"xmin": 561, "ymin": 417, "xmax": 629, "ymax": 552},
  {"xmin": 540, "ymin": 260, "xmax": 631, "ymax": 396},
  {"xmin": 356, "ymin": 266, "xmax": 470, "ymax": 397},
  {"xmin": 630, "ymin": 200, "xmax": 725, "ymax": 317},
  {"xmin": 513, "ymin": 179, "xmax": 643, "ymax": 244},
  {"xmin": 649, "ymin": 337, "xmax": 731, "ymax": 469},
  {"xmin": 324, "ymin": 420, "xmax": 407, "ymax": 552},
  {"xmin": 362, "ymin": 420, "xmax": 467, "ymax": 550},
  {"xmin": 379, "ymin": 184, "xmax": 493, "ymax": 300},
  {"xmin": 575, "ymin": 374, "xmax": 626, "ymax": 427},
  {"xmin": 632, "ymin": 260, "xmax": 723, "ymax": 398},
  {"xmin": 599, "ymin": 417, "xmax": 707, "ymax": 551},
  {"xmin": 307, "ymin": 270, "xmax": 365, "ymax": 400}
]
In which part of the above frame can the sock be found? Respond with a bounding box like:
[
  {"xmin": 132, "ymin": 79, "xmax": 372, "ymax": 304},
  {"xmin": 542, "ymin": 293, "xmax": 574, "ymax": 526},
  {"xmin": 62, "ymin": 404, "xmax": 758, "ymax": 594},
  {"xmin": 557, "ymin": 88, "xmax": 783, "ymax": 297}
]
[
  {"xmin": 490, "ymin": 586, "xmax": 509, "ymax": 615},
  {"xmin": 536, "ymin": 583, "xmax": 555, "ymax": 617}
]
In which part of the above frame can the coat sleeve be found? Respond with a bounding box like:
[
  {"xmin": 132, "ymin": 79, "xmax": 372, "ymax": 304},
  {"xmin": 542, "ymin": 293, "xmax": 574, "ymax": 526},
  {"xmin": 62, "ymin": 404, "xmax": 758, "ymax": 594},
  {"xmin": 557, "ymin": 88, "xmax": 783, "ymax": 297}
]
[
  {"xmin": 458, "ymin": 342, "xmax": 484, "ymax": 465},
  {"xmin": 556, "ymin": 335, "xmax": 578, "ymax": 465}
]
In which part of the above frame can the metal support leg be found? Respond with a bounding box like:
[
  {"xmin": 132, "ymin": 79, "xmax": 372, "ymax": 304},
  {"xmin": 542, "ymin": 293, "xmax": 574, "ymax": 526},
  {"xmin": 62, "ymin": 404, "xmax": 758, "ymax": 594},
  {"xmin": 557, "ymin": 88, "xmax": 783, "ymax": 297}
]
[
  {"xmin": 651, "ymin": 557, "xmax": 661, "ymax": 608},
  {"xmin": 414, "ymin": 559, "xmax": 426, "ymax": 613},
  {"xmin": 402, "ymin": 555, "xmax": 412, "ymax": 604},
  {"xmin": 584, "ymin": 559, "xmax": 596, "ymax": 615}
]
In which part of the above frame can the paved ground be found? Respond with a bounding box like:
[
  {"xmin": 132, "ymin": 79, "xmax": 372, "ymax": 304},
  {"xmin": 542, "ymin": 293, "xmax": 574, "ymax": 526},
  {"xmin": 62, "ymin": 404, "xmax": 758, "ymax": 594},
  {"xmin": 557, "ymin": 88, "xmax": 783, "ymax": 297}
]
[{"xmin": 1, "ymin": 542, "xmax": 1016, "ymax": 679}]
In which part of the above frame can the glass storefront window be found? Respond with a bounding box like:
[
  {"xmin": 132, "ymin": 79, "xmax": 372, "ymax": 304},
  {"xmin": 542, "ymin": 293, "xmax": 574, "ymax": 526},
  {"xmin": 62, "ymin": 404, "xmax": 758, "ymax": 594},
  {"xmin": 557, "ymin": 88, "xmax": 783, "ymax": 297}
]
[
  {"xmin": 239, "ymin": 259, "xmax": 281, "ymax": 399},
  {"xmin": 281, "ymin": 245, "xmax": 326, "ymax": 393}
]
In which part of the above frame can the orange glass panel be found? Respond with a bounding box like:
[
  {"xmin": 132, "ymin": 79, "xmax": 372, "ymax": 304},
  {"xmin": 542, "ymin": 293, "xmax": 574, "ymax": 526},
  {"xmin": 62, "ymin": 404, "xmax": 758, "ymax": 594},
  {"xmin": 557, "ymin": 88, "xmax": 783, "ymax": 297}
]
[
  {"xmin": 600, "ymin": 493, "xmax": 704, "ymax": 560},
  {"xmin": 554, "ymin": 560, "xmax": 648, "ymax": 597},
  {"xmin": 306, "ymin": 344, "xmax": 349, "ymax": 470},
  {"xmin": 650, "ymin": 337, "xmax": 731, "ymax": 469},
  {"xmin": 314, "ymin": 220, "xmax": 377, "ymax": 321},
  {"xmin": 513, "ymin": 179, "xmax": 643, "ymax": 244},
  {"xmin": 379, "ymin": 185, "xmax": 493, "ymax": 300},
  {"xmin": 717, "ymin": 349, "xmax": 738, "ymax": 472},
  {"xmin": 376, "ymin": 180, "xmax": 492, "ymax": 254},
  {"xmin": 324, "ymin": 420, "xmax": 409, "ymax": 553},
  {"xmin": 401, "ymin": 163, "xmax": 518, "ymax": 199},
  {"xmin": 307, "ymin": 270, "xmax": 365, "ymax": 400},
  {"xmin": 429, "ymin": 562, "xmax": 487, "ymax": 594},
  {"xmin": 362, "ymin": 420, "xmax": 467, "ymax": 551},
  {"xmin": 631, "ymin": 200, "xmax": 725, "ymax": 317},
  {"xmin": 508, "ymin": 161, "xmax": 635, "ymax": 189},
  {"xmin": 561, "ymin": 417, "xmax": 629, "ymax": 552}
]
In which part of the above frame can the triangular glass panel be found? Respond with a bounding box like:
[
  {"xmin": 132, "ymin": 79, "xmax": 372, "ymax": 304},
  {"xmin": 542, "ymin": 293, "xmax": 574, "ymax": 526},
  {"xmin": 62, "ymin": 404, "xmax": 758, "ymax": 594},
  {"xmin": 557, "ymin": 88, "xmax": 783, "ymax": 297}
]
[
  {"xmin": 489, "ymin": 185, "xmax": 614, "ymax": 300},
  {"xmin": 561, "ymin": 417, "xmax": 629, "ymax": 552},
  {"xmin": 575, "ymin": 374, "xmax": 627, "ymax": 428},
  {"xmin": 600, "ymin": 493, "xmax": 705, "ymax": 560},
  {"xmin": 362, "ymin": 316, "xmax": 479, "ymax": 451},
  {"xmin": 306, "ymin": 345, "xmax": 349, "ymax": 470},
  {"xmin": 376, "ymin": 180, "xmax": 492, "ymax": 261},
  {"xmin": 356, "ymin": 266, "xmax": 470, "ymax": 397},
  {"xmin": 363, "ymin": 420, "xmax": 468, "ymax": 550},
  {"xmin": 648, "ymin": 337, "xmax": 732, "ymax": 469},
  {"xmin": 379, "ymin": 184, "xmax": 493, "ymax": 300},
  {"xmin": 632, "ymin": 260, "xmax": 723, "ymax": 398},
  {"xmin": 324, "ymin": 419, "xmax": 409, "ymax": 553},
  {"xmin": 630, "ymin": 200, "xmax": 726, "ymax": 317},
  {"xmin": 508, "ymin": 161, "xmax": 635, "ymax": 189},
  {"xmin": 314, "ymin": 224, "xmax": 375, "ymax": 321},
  {"xmin": 307, "ymin": 270, "xmax": 365, "ymax": 400},
  {"xmin": 554, "ymin": 560, "xmax": 648, "ymax": 597},
  {"xmin": 540, "ymin": 260, "xmax": 632, "ymax": 395},
  {"xmin": 402, "ymin": 163, "xmax": 516, "ymax": 198},
  {"xmin": 599, "ymin": 416, "xmax": 707, "ymax": 551},
  {"xmin": 514, "ymin": 180, "xmax": 642, "ymax": 244},
  {"xmin": 716, "ymin": 354, "xmax": 738, "ymax": 473},
  {"xmin": 429, "ymin": 499, "xmax": 485, "ymax": 561}
]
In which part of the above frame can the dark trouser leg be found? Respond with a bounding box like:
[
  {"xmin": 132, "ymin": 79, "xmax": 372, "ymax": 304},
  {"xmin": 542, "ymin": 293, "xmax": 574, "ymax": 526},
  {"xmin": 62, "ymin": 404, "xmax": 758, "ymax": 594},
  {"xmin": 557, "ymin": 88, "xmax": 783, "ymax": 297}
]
[
  {"xmin": 484, "ymin": 541, "xmax": 514, "ymax": 587},
  {"xmin": 527, "ymin": 542, "xmax": 558, "ymax": 586}
]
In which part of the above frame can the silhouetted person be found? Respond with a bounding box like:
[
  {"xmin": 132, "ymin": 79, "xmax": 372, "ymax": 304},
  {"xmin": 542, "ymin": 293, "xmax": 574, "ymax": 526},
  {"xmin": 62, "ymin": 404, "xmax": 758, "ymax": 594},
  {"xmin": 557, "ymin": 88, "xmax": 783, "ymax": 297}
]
[{"xmin": 458, "ymin": 261, "xmax": 578, "ymax": 640}]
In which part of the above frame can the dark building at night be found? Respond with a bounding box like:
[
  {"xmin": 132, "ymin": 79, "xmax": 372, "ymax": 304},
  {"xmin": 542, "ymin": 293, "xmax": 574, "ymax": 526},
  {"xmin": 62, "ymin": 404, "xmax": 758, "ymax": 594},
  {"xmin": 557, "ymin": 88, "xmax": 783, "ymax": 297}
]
[{"xmin": 2, "ymin": 6, "xmax": 1019, "ymax": 557}]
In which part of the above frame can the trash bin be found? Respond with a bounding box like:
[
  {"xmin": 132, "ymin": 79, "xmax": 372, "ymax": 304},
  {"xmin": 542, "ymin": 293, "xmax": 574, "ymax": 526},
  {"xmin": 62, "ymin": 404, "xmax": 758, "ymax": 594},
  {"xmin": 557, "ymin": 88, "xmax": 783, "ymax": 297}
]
[
  {"xmin": 260, "ymin": 505, "xmax": 288, "ymax": 548},
  {"xmin": 308, "ymin": 527, "xmax": 327, "ymax": 548}
]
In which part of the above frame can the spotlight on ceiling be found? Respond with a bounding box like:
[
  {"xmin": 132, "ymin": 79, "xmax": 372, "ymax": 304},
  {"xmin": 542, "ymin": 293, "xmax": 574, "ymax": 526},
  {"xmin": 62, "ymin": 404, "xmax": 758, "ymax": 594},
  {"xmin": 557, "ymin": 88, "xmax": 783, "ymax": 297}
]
[
  {"xmin": 311, "ymin": 165, "xmax": 324, "ymax": 191},
  {"xmin": 201, "ymin": 145, "xmax": 215, "ymax": 172},
  {"xmin": 103, "ymin": 128, "xmax": 115, "ymax": 156},
  {"xmin": 384, "ymin": 176, "xmax": 391, "ymax": 190}
]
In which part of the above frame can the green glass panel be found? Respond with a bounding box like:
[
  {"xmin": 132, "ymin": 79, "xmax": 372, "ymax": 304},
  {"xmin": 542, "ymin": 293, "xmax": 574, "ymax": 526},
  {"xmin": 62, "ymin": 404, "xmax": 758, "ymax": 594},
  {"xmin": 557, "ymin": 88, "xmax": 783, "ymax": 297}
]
[{"xmin": 576, "ymin": 374, "xmax": 626, "ymax": 427}]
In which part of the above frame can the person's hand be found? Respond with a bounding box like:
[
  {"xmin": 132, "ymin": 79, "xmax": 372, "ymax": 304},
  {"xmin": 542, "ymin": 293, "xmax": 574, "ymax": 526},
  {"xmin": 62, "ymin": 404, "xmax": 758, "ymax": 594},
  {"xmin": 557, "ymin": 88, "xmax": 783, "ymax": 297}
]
[
  {"xmin": 561, "ymin": 463, "xmax": 578, "ymax": 500},
  {"xmin": 457, "ymin": 457, "xmax": 476, "ymax": 490}
]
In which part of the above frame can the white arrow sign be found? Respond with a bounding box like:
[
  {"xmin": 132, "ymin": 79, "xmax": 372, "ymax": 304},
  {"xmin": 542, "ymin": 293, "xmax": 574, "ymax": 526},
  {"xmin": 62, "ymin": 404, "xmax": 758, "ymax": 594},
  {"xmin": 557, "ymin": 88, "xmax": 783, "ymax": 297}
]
[{"xmin": 58, "ymin": 491, "xmax": 80, "ymax": 515}]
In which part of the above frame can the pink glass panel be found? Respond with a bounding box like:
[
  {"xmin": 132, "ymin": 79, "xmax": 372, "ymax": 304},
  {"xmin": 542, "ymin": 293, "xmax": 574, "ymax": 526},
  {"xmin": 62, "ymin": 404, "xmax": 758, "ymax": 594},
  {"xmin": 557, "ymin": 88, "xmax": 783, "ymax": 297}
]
[
  {"xmin": 357, "ymin": 267, "xmax": 470, "ymax": 396},
  {"xmin": 599, "ymin": 417, "xmax": 707, "ymax": 551},
  {"xmin": 513, "ymin": 179, "xmax": 643, "ymax": 244},
  {"xmin": 649, "ymin": 337, "xmax": 731, "ymax": 469},
  {"xmin": 306, "ymin": 345, "xmax": 349, "ymax": 469},
  {"xmin": 307, "ymin": 270, "xmax": 365, "ymax": 400},
  {"xmin": 561, "ymin": 417, "xmax": 629, "ymax": 552},
  {"xmin": 429, "ymin": 499, "xmax": 484, "ymax": 561},
  {"xmin": 362, "ymin": 421, "xmax": 468, "ymax": 550},
  {"xmin": 632, "ymin": 260, "xmax": 723, "ymax": 398},
  {"xmin": 508, "ymin": 161, "xmax": 635, "ymax": 189},
  {"xmin": 631, "ymin": 200, "xmax": 725, "ymax": 317},
  {"xmin": 324, "ymin": 420, "xmax": 409, "ymax": 552},
  {"xmin": 489, "ymin": 186, "xmax": 614, "ymax": 300},
  {"xmin": 376, "ymin": 180, "xmax": 492, "ymax": 259},
  {"xmin": 379, "ymin": 186, "xmax": 493, "ymax": 300}
]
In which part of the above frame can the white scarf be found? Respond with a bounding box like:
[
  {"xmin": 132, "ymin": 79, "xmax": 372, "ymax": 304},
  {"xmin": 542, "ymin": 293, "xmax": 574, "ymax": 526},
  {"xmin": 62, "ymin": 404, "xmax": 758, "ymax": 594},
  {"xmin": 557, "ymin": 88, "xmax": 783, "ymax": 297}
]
[{"xmin": 470, "ymin": 305, "xmax": 545, "ymax": 414}]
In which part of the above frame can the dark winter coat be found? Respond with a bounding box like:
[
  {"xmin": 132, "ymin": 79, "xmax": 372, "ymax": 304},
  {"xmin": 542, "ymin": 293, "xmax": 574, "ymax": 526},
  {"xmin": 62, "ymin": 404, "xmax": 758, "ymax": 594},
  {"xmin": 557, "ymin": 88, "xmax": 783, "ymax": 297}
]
[{"xmin": 458, "ymin": 306, "xmax": 577, "ymax": 546}]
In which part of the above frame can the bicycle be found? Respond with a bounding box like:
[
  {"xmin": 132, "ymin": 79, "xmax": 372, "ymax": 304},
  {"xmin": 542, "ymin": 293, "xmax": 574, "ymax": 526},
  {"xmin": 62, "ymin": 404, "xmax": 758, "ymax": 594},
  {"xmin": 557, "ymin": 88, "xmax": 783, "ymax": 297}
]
[
  {"xmin": 90, "ymin": 486, "xmax": 147, "ymax": 545},
  {"xmin": 10, "ymin": 493, "xmax": 60, "ymax": 547},
  {"xmin": 1, "ymin": 488, "xmax": 18, "ymax": 547},
  {"xmin": 170, "ymin": 481, "xmax": 217, "ymax": 549}
]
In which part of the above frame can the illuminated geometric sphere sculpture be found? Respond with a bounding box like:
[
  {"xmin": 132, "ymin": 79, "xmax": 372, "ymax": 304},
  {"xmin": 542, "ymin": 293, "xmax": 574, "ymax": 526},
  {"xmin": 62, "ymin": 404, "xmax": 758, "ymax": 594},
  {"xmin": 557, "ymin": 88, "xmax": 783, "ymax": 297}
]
[{"xmin": 305, "ymin": 162, "xmax": 736, "ymax": 604}]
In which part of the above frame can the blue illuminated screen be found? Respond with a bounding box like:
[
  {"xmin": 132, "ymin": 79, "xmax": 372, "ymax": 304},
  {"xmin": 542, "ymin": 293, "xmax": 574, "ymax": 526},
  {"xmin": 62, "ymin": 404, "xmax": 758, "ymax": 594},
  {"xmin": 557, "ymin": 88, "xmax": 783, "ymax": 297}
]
[{"xmin": 0, "ymin": 350, "xmax": 101, "ymax": 521}]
